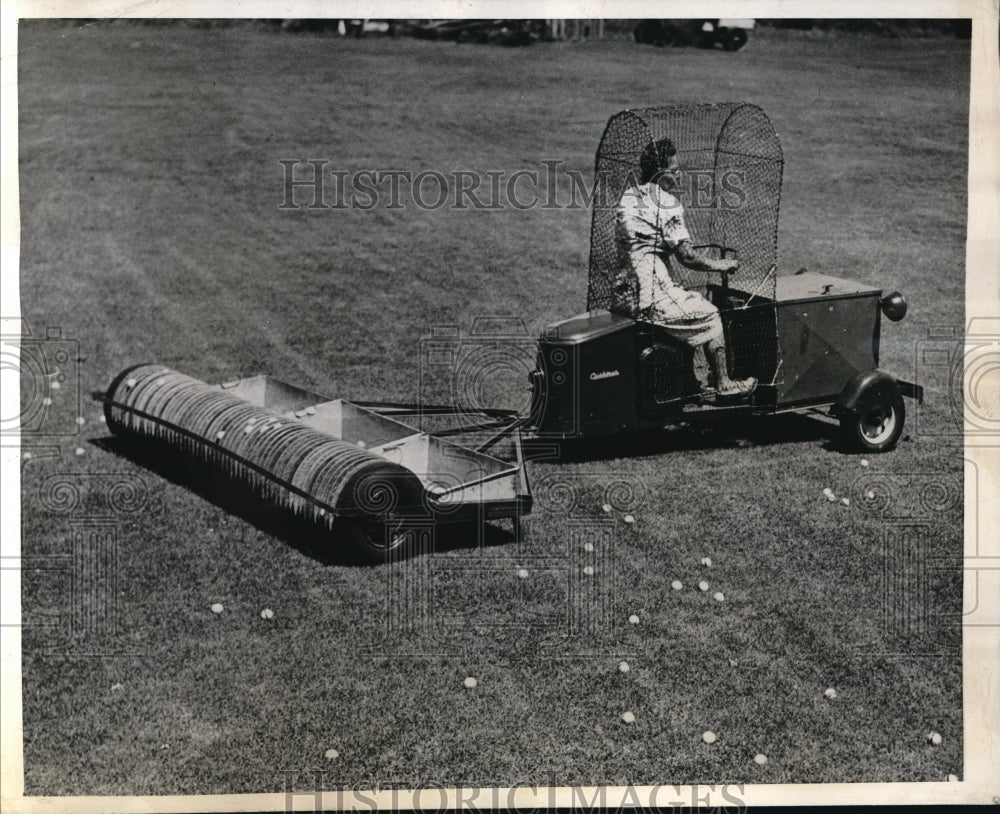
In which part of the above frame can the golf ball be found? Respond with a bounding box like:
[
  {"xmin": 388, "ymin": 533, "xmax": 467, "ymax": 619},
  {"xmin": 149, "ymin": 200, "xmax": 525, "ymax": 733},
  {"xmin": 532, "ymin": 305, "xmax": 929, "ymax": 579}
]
[
  {"xmin": 75, "ymin": 447, "xmax": 85, "ymax": 456},
  {"xmin": 583, "ymin": 565, "xmax": 595, "ymax": 576},
  {"xmin": 618, "ymin": 661, "xmax": 630, "ymax": 674},
  {"xmin": 860, "ymin": 458, "xmax": 869, "ymax": 467},
  {"xmin": 824, "ymin": 687, "xmax": 837, "ymax": 699},
  {"xmin": 43, "ymin": 397, "xmax": 53, "ymax": 406},
  {"xmin": 216, "ymin": 430, "xmax": 226, "ymax": 440},
  {"xmin": 753, "ymin": 753, "xmax": 768, "ymax": 766},
  {"xmin": 260, "ymin": 608, "xmax": 275, "ymax": 620},
  {"xmin": 621, "ymin": 711, "xmax": 635, "ymax": 724},
  {"xmin": 356, "ymin": 439, "xmax": 366, "ymax": 448},
  {"xmin": 602, "ymin": 503, "xmax": 612, "ymax": 513},
  {"xmin": 701, "ymin": 557, "xmax": 713, "ymax": 567},
  {"xmin": 699, "ymin": 581, "xmax": 709, "ymax": 592},
  {"xmin": 75, "ymin": 416, "xmax": 86, "ymax": 426},
  {"xmin": 628, "ymin": 614, "xmax": 640, "ymax": 625},
  {"xmin": 22, "ymin": 452, "xmax": 32, "ymax": 461},
  {"xmin": 324, "ymin": 748, "xmax": 339, "ymax": 760},
  {"xmin": 928, "ymin": 731, "xmax": 942, "ymax": 746},
  {"xmin": 517, "ymin": 568, "xmax": 529, "ymax": 579},
  {"xmin": 713, "ymin": 592, "xmax": 725, "ymax": 602},
  {"xmin": 464, "ymin": 677, "xmax": 478, "ymax": 689},
  {"xmin": 671, "ymin": 580, "xmax": 683, "ymax": 591},
  {"xmin": 211, "ymin": 603, "xmax": 224, "ymax": 614},
  {"xmin": 51, "ymin": 381, "xmax": 61, "ymax": 390},
  {"xmin": 702, "ymin": 730, "xmax": 717, "ymax": 744},
  {"xmin": 623, "ymin": 514, "xmax": 635, "ymax": 524},
  {"xmin": 947, "ymin": 774, "xmax": 958, "ymax": 782},
  {"xmin": 823, "ymin": 487, "xmax": 833, "ymax": 496},
  {"xmin": 842, "ymin": 497, "xmax": 850, "ymax": 506},
  {"xmin": 866, "ymin": 490, "xmax": 876, "ymax": 499},
  {"xmin": 584, "ymin": 542, "xmax": 594, "ymax": 553},
  {"xmin": 826, "ymin": 493, "xmax": 837, "ymax": 502}
]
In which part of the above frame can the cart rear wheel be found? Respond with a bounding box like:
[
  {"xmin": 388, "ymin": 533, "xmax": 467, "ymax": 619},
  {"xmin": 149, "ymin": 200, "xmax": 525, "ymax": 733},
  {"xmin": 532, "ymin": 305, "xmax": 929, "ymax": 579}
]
[{"xmin": 840, "ymin": 390, "xmax": 905, "ymax": 452}]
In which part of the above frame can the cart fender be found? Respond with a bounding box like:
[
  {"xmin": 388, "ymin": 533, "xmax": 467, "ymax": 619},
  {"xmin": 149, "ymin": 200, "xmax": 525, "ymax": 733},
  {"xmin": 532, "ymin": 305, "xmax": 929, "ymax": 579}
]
[{"xmin": 834, "ymin": 370, "xmax": 899, "ymax": 416}]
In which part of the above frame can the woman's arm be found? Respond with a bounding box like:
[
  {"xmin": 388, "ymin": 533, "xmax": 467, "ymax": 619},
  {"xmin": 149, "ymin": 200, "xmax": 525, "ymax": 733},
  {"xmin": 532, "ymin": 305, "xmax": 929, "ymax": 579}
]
[{"xmin": 672, "ymin": 239, "xmax": 738, "ymax": 273}]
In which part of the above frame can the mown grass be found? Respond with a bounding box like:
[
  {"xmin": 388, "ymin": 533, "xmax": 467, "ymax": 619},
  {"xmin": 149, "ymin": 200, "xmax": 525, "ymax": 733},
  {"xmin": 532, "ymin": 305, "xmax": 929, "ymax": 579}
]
[{"xmin": 17, "ymin": 20, "xmax": 967, "ymax": 794}]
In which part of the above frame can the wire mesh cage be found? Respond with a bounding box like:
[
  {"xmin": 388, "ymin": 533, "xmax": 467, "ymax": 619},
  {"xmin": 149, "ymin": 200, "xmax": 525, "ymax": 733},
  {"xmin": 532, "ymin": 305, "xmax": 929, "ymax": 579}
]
[{"xmin": 587, "ymin": 104, "xmax": 784, "ymax": 315}]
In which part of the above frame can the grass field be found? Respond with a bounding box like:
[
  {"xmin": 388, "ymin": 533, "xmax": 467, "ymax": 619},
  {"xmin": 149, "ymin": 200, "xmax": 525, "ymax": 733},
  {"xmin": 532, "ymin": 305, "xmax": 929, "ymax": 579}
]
[{"xmin": 16, "ymin": 20, "xmax": 968, "ymax": 795}]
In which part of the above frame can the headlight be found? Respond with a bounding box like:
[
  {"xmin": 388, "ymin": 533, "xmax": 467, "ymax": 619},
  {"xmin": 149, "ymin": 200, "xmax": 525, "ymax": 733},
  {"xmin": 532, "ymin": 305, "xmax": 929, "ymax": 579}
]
[{"xmin": 880, "ymin": 291, "xmax": 908, "ymax": 322}]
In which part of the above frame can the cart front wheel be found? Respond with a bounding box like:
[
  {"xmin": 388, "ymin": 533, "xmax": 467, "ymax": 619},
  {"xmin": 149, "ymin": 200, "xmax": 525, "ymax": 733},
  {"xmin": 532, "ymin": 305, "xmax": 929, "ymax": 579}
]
[{"xmin": 840, "ymin": 390, "xmax": 905, "ymax": 452}]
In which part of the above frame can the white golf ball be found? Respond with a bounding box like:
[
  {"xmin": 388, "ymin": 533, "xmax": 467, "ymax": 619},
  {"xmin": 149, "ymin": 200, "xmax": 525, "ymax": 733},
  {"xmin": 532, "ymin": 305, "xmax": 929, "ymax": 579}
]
[
  {"xmin": 74, "ymin": 447, "xmax": 85, "ymax": 456},
  {"xmin": 701, "ymin": 557, "xmax": 713, "ymax": 567},
  {"xmin": 22, "ymin": 452, "xmax": 32, "ymax": 461},
  {"xmin": 753, "ymin": 753, "xmax": 768, "ymax": 765},
  {"xmin": 216, "ymin": 430, "xmax": 226, "ymax": 440},
  {"xmin": 628, "ymin": 614, "xmax": 640, "ymax": 625},
  {"xmin": 618, "ymin": 661, "xmax": 630, "ymax": 674},
  {"xmin": 43, "ymin": 397, "xmax": 53, "ymax": 406},
  {"xmin": 584, "ymin": 542, "xmax": 594, "ymax": 553},
  {"xmin": 324, "ymin": 748, "xmax": 339, "ymax": 760},
  {"xmin": 517, "ymin": 568, "xmax": 529, "ymax": 579},
  {"xmin": 702, "ymin": 730, "xmax": 717, "ymax": 744},
  {"xmin": 860, "ymin": 458, "xmax": 869, "ymax": 467},
  {"xmin": 824, "ymin": 687, "xmax": 837, "ymax": 699},
  {"xmin": 623, "ymin": 514, "xmax": 635, "ymax": 524},
  {"xmin": 866, "ymin": 490, "xmax": 876, "ymax": 499},
  {"xmin": 602, "ymin": 503, "xmax": 612, "ymax": 513},
  {"xmin": 356, "ymin": 439, "xmax": 366, "ymax": 448},
  {"xmin": 50, "ymin": 380, "xmax": 61, "ymax": 390},
  {"xmin": 699, "ymin": 581, "xmax": 709, "ymax": 592},
  {"xmin": 583, "ymin": 565, "xmax": 595, "ymax": 576},
  {"xmin": 842, "ymin": 497, "xmax": 850, "ymax": 506},
  {"xmin": 823, "ymin": 487, "xmax": 833, "ymax": 496},
  {"xmin": 621, "ymin": 711, "xmax": 635, "ymax": 724},
  {"xmin": 826, "ymin": 493, "xmax": 837, "ymax": 502},
  {"xmin": 260, "ymin": 608, "xmax": 275, "ymax": 620},
  {"xmin": 947, "ymin": 774, "xmax": 958, "ymax": 782},
  {"xmin": 75, "ymin": 416, "xmax": 86, "ymax": 425},
  {"xmin": 211, "ymin": 603, "xmax": 224, "ymax": 614},
  {"xmin": 464, "ymin": 676, "xmax": 478, "ymax": 689},
  {"xmin": 928, "ymin": 731, "xmax": 942, "ymax": 745},
  {"xmin": 713, "ymin": 592, "xmax": 725, "ymax": 602},
  {"xmin": 671, "ymin": 580, "xmax": 683, "ymax": 591}
]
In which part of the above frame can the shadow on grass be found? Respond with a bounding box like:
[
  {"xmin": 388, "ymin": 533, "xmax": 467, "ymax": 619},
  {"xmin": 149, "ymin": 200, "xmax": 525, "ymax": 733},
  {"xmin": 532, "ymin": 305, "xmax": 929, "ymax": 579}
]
[
  {"xmin": 91, "ymin": 435, "xmax": 515, "ymax": 566},
  {"xmin": 525, "ymin": 412, "xmax": 844, "ymax": 462}
]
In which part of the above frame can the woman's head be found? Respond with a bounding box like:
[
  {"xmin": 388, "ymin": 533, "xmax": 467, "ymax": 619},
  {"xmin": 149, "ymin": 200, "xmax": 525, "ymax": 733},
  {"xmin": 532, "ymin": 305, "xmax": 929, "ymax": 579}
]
[{"xmin": 638, "ymin": 137, "xmax": 681, "ymax": 190}]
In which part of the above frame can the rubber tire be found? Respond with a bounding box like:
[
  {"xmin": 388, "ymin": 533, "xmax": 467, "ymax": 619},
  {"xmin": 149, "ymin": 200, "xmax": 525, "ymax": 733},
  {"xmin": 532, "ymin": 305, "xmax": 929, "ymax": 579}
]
[
  {"xmin": 341, "ymin": 517, "xmax": 410, "ymax": 564},
  {"xmin": 634, "ymin": 20, "xmax": 662, "ymax": 45},
  {"xmin": 720, "ymin": 28, "xmax": 748, "ymax": 51},
  {"xmin": 840, "ymin": 389, "xmax": 905, "ymax": 453}
]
